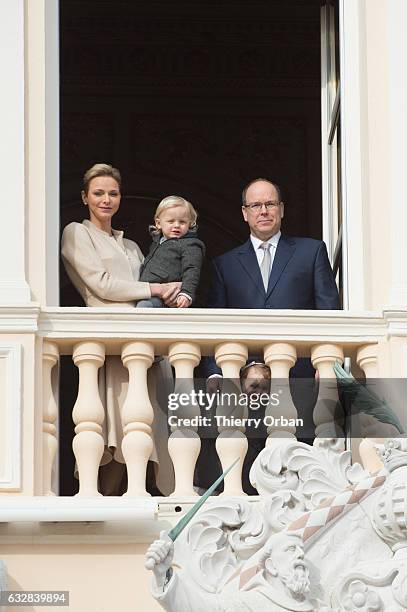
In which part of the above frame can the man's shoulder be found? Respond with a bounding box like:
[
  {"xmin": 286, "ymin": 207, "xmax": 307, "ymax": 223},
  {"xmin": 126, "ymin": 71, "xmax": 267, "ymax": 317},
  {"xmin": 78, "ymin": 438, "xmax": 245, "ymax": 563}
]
[
  {"xmin": 213, "ymin": 240, "xmax": 251, "ymax": 263},
  {"xmin": 284, "ymin": 235, "xmax": 325, "ymax": 251},
  {"xmin": 213, "ymin": 235, "xmax": 325, "ymax": 264}
]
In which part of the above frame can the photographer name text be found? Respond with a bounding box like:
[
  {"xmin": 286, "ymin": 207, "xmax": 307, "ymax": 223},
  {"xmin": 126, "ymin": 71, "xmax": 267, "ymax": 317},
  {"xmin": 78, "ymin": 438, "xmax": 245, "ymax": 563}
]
[{"xmin": 168, "ymin": 414, "xmax": 303, "ymax": 429}]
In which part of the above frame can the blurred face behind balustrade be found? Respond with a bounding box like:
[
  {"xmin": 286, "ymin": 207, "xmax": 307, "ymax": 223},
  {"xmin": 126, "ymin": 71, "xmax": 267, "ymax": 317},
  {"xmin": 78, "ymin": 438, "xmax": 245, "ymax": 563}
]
[
  {"xmin": 82, "ymin": 176, "xmax": 121, "ymax": 232},
  {"xmin": 241, "ymin": 364, "xmax": 271, "ymax": 397}
]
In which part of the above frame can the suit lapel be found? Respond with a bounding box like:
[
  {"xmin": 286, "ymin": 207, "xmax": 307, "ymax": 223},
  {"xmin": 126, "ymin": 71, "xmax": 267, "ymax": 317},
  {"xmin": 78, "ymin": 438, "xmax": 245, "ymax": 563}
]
[
  {"xmin": 266, "ymin": 235, "xmax": 296, "ymax": 298},
  {"xmin": 236, "ymin": 239, "xmax": 265, "ymax": 297}
]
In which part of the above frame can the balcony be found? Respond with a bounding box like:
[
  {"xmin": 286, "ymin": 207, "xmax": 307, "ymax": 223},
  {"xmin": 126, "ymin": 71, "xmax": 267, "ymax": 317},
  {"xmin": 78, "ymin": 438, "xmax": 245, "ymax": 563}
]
[{"xmin": 33, "ymin": 307, "xmax": 389, "ymax": 500}]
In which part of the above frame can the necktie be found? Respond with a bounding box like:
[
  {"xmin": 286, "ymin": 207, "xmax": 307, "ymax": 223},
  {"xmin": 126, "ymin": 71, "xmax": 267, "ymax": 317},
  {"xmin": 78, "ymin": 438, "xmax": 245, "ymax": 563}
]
[{"xmin": 260, "ymin": 242, "xmax": 271, "ymax": 290}]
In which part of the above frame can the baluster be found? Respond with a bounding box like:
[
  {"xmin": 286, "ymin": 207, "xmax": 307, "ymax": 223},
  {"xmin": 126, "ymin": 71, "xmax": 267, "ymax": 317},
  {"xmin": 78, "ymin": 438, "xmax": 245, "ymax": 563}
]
[
  {"xmin": 168, "ymin": 342, "xmax": 201, "ymax": 497},
  {"xmin": 214, "ymin": 342, "xmax": 248, "ymax": 496},
  {"xmin": 311, "ymin": 343, "xmax": 344, "ymax": 438},
  {"xmin": 357, "ymin": 344, "xmax": 379, "ymax": 378},
  {"xmin": 42, "ymin": 341, "xmax": 59, "ymax": 495},
  {"xmin": 263, "ymin": 342, "xmax": 297, "ymax": 443},
  {"xmin": 357, "ymin": 343, "xmax": 384, "ymax": 472},
  {"xmin": 72, "ymin": 341, "xmax": 105, "ymax": 496},
  {"xmin": 121, "ymin": 341, "xmax": 154, "ymax": 497}
]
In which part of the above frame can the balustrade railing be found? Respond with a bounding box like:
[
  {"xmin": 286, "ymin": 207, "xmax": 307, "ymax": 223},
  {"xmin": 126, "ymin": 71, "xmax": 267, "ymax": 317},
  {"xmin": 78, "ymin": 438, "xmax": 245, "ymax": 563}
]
[{"xmin": 39, "ymin": 308, "xmax": 386, "ymax": 497}]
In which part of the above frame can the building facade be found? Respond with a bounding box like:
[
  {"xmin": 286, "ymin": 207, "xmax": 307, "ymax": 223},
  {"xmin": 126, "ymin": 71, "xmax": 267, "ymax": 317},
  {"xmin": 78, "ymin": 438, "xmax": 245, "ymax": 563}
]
[{"xmin": 1, "ymin": 1, "xmax": 407, "ymax": 610}]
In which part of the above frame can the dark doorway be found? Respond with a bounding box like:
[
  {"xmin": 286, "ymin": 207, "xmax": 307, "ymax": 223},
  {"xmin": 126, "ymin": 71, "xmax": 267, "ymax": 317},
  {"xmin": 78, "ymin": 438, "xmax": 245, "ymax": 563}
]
[{"xmin": 59, "ymin": 0, "xmax": 322, "ymax": 494}]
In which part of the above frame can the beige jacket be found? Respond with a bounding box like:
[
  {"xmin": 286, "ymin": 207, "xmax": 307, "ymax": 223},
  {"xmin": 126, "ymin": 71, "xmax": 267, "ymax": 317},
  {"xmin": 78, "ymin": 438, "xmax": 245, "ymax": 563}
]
[{"xmin": 61, "ymin": 219, "xmax": 151, "ymax": 306}]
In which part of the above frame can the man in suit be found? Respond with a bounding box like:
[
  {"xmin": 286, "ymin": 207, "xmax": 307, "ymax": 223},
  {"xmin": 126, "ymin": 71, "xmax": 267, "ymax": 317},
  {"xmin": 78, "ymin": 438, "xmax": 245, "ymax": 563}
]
[
  {"xmin": 198, "ymin": 178, "xmax": 340, "ymax": 492},
  {"xmin": 209, "ymin": 177, "xmax": 340, "ymax": 313},
  {"xmin": 206, "ymin": 178, "xmax": 339, "ymax": 377}
]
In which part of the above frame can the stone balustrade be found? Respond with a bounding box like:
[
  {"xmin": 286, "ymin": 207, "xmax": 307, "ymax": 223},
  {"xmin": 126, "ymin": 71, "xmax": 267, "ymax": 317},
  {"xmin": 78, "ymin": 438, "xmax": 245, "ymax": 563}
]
[
  {"xmin": 42, "ymin": 341, "xmax": 59, "ymax": 496},
  {"xmin": 264, "ymin": 342, "xmax": 297, "ymax": 442},
  {"xmin": 72, "ymin": 341, "xmax": 105, "ymax": 497},
  {"xmin": 39, "ymin": 308, "xmax": 388, "ymax": 496},
  {"xmin": 168, "ymin": 341, "xmax": 201, "ymax": 497}
]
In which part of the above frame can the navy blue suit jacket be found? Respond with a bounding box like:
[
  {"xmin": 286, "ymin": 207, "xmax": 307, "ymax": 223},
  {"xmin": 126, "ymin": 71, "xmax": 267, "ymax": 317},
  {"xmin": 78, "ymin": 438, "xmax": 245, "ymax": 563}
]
[
  {"xmin": 204, "ymin": 234, "xmax": 340, "ymax": 376},
  {"xmin": 210, "ymin": 234, "xmax": 340, "ymax": 310}
]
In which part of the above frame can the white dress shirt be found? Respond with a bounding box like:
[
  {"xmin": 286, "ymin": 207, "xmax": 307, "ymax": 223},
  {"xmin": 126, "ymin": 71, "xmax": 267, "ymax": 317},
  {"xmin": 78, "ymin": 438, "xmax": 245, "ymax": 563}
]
[{"xmin": 250, "ymin": 231, "xmax": 281, "ymax": 272}]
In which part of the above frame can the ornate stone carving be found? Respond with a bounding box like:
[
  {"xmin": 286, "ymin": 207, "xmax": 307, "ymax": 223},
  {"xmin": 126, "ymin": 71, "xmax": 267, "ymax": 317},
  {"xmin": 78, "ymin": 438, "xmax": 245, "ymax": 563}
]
[
  {"xmin": 373, "ymin": 480, "xmax": 407, "ymax": 548},
  {"xmin": 263, "ymin": 491, "xmax": 307, "ymax": 534},
  {"xmin": 378, "ymin": 438, "xmax": 407, "ymax": 472},
  {"xmin": 147, "ymin": 530, "xmax": 329, "ymax": 611},
  {"xmin": 333, "ymin": 566, "xmax": 407, "ymax": 611},
  {"xmin": 341, "ymin": 579, "xmax": 384, "ymax": 611},
  {"xmin": 329, "ymin": 438, "xmax": 407, "ymax": 611},
  {"xmin": 249, "ymin": 438, "xmax": 370, "ymax": 508},
  {"xmin": 371, "ymin": 438, "xmax": 407, "ymax": 550},
  {"xmin": 174, "ymin": 499, "xmax": 267, "ymax": 592},
  {"xmin": 146, "ymin": 438, "xmax": 406, "ymax": 611}
]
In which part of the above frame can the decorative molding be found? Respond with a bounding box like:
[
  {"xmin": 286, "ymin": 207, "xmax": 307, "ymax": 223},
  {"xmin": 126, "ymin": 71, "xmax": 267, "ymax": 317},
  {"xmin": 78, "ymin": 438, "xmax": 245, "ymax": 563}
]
[
  {"xmin": 38, "ymin": 308, "xmax": 386, "ymax": 352},
  {"xmin": 0, "ymin": 304, "xmax": 40, "ymax": 333},
  {"xmin": 0, "ymin": 343, "xmax": 22, "ymax": 490},
  {"xmin": 0, "ymin": 497, "xmax": 160, "ymax": 545},
  {"xmin": 0, "ymin": 495, "xmax": 157, "ymax": 522},
  {"xmin": 383, "ymin": 308, "xmax": 407, "ymax": 338}
]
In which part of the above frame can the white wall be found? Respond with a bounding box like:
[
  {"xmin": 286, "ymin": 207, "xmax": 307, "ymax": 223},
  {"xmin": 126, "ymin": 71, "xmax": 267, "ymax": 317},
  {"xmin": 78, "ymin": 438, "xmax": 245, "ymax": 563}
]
[
  {"xmin": 388, "ymin": 0, "xmax": 407, "ymax": 307},
  {"xmin": 26, "ymin": 0, "xmax": 60, "ymax": 306},
  {"xmin": 0, "ymin": 0, "xmax": 30, "ymax": 303}
]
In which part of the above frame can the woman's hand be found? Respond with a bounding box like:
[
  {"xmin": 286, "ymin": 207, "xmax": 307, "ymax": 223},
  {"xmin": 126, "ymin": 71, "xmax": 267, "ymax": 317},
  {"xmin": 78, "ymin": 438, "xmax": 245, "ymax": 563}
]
[{"xmin": 150, "ymin": 282, "xmax": 182, "ymax": 306}]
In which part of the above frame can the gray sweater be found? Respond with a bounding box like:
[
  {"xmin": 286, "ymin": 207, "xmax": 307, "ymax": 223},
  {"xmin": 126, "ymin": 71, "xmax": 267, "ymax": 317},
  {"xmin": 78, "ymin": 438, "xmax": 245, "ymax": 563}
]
[{"xmin": 139, "ymin": 230, "xmax": 205, "ymax": 302}]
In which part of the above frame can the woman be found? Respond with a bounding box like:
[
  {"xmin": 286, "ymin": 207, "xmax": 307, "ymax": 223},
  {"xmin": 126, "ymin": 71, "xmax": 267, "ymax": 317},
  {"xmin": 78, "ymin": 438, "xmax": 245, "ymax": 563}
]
[{"xmin": 61, "ymin": 163, "xmax": 179, "ymax": 495}]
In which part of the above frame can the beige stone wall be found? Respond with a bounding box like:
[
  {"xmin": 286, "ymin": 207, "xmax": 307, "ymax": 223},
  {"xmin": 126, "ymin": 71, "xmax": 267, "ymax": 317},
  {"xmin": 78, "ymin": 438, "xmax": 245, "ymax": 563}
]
[
  {"xmin": 1, "ymin": 544, "xmax": 162, "ymax": 612},
  {"xmin": 361, "ymin": 0, "xmax": 391, "ymax": 310},
  {"xmin": 1, "ymin": 1, "xmax": 406, "ymax": 610},
  {"xmin": 0, "ymin": 332, "xmax": 41, "ymax": 496}
]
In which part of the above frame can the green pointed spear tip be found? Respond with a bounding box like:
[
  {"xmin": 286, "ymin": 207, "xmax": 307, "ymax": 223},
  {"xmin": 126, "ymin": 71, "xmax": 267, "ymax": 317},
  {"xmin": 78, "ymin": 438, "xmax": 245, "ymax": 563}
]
[
  {"xmin": 333, "ymin": 362, "xmax": 352, "ymax": 379},
  {"xmin": 168, "ymin": 457, "xmax": 240, "ymax": 542}
]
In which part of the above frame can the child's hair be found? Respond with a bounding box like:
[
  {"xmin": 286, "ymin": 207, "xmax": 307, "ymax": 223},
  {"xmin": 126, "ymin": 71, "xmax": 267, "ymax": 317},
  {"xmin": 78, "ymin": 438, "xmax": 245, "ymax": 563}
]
[{"xmin": 151, "ymin": 195, "xmax": 197, "ymax": 234}]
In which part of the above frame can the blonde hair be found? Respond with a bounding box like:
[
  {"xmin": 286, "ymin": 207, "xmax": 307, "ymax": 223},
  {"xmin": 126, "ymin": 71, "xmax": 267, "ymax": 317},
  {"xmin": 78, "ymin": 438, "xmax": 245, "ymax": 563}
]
[
  {"xmin": 82, "ymin": 163, "xmax": 121, "ymax": 194},
  {"xmin": 152, "ymin": 195, "xmax": 197, "ymax": 234}
]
